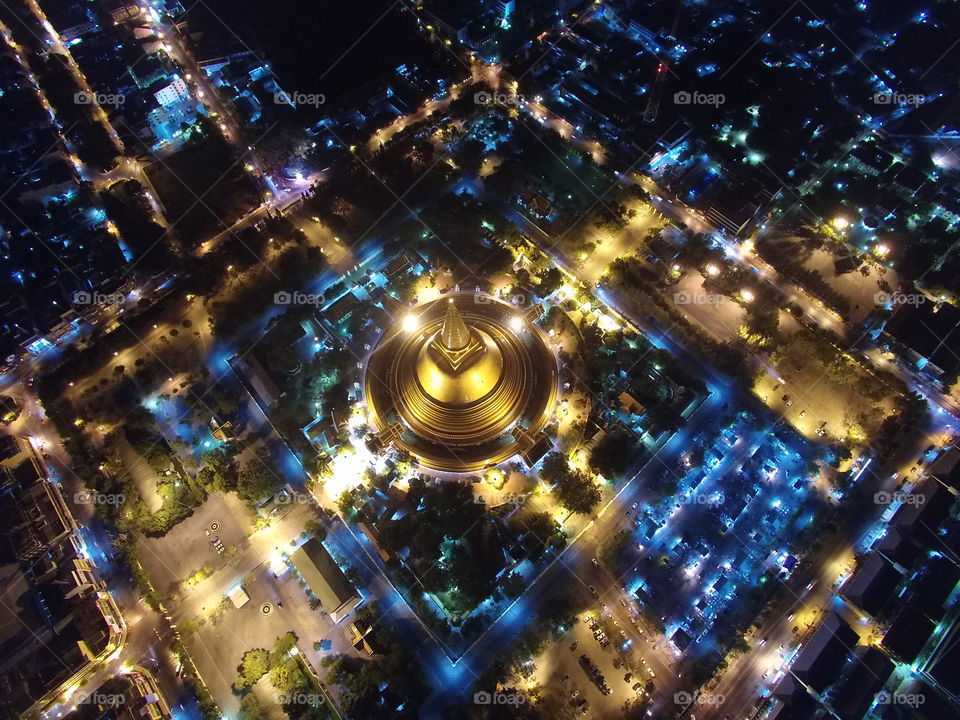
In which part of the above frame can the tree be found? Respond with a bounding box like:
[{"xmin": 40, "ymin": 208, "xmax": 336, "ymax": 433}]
[
  {"xmin": 269, "ymin": 658, "xmax": 306, "ymax": 694},
  {"xmin": 524, "ymin": 511, "xmax": 560, "ymax": 550},
  {"xmin": 500, "ymin": 572, "xmax": 526, "ymax": 599},
  {"xmin": 237, "ymin": 459, "xmax": 282, "ymax": 505},
  {"xmin": 271, "ymin": 632, "xmax": 298, "ymax": 664},
  {"xmin": 234, "ymin": 648, "xmax": 269, "ymax": 690},
  {"xmin": 622, "ymin": 696, "xmax": 651, "ymax": 719},
  {"xmin": 200, "ymin": 448, "xmax": 237, "ymax": 493},
  {"xmin": 589, "ymin": 431, "xmax": 634, "ymax": 479},
  {"xmin": 537, "ymin": 267, "xmax": 564, "ymax": 296},
  {"xmin": 456, "ymin": 138, "xmax": 486, "ymax": 175},
  {"xmin": 555, "ymin": 468, "xmax": 601, "ymax": 515},
  {"xmin": 239, "ymin": 693, "xmax": 265, "ymax": 720},
  {"xmin": 540, "ymin": 452, "xmax": 568, "ymax": 485},
  {"xmin": 304, "ymin": 519, "xmax": 327, "ymax": 541},
  {"xmin": 540, "ymin": 451, "xmax": 602, "ymax": 514},
  {"xmin": 337, "ymin": 490, "xmax": 359, "ymax": 516}
]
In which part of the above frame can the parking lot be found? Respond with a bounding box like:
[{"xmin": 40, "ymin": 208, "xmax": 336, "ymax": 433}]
[
  {"xmin": 758, "ymin": 335, "xmax": 896, "ymax": 442},
  {"xmin": 183, "ymin": 560, "xmax": 341, "ymax": 717},
  {"xmin": 535, "ymin": 605, "xmax": 662, "ymax": 718},
  {"xmin": 137, "ymin": 492, "xmax": 253, "ymax": 596}
]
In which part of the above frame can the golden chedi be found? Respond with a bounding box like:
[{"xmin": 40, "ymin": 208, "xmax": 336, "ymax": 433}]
[{"xmin": 365, "ymin": 294, "xmax": 558, "ymax": 472}]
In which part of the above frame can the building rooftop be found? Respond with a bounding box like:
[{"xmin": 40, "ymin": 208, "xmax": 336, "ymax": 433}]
[
  {"xmin": 882, "ymin": 604, "xmax": 935, "ymax": 664},
  {"xmin": 830, "ymin": 647, "xmax": 893, "ymax": 720},
  {"xmin": 790, "ymin": 612, "xmax": 858, "ymax": 694},
  {"xmin": 290, "ymin": 537, "xmax": 360, "ymax": 622},
  {"xmin": 841, "ymin": 553, "xmax": 901, "ymax": 617}
]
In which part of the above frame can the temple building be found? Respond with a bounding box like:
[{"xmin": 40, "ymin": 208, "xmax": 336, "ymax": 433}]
[{"xmin": 365, "ymin": 294, "xmax": 558, "ymax": 472}]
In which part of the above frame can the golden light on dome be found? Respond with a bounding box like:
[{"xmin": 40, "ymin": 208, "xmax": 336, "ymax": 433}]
[{"xmin": 364, "ymin": 294, "xmax": 558, "ymax": 472}]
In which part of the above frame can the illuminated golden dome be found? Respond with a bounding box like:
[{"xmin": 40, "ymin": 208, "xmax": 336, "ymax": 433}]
[
  {"xmin": 415, "ymin": 322, "xmax": 503, "ymax": 404},
  {"xmin": 364, "ymin": 294, "xmax": 558, "ymax": 472}
]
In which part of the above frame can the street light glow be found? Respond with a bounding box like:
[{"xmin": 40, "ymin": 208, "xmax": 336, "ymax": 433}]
[{"xmin": 402, "ymin": 314, "xmax": 420, "ymax": 332}]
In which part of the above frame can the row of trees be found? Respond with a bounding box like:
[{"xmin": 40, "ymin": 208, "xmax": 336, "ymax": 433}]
[
  {"xmin": 755, "ymin": 236, "xmax": 852, "ymax": 316},
  {"xmin": 376, "ymin": 478, "xmax": 506, "ymax": 614},
  {"xmin": 322, "ymin": 603, "xmax": 428, "ymax": 719},
  {"xmin": 539, "ymin": 452, "xmax": 601, "ymax": 515},
  {"xmin": 443, "ymin": 589, "xmax": 583, "ymax": 720},
  {"xmin": 235, "ymin": 633, "xmax": 318, "ymax": 720},
  {"xmin": 606, "ymin": 257, "xmax": 751, "ymax": 382}
]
